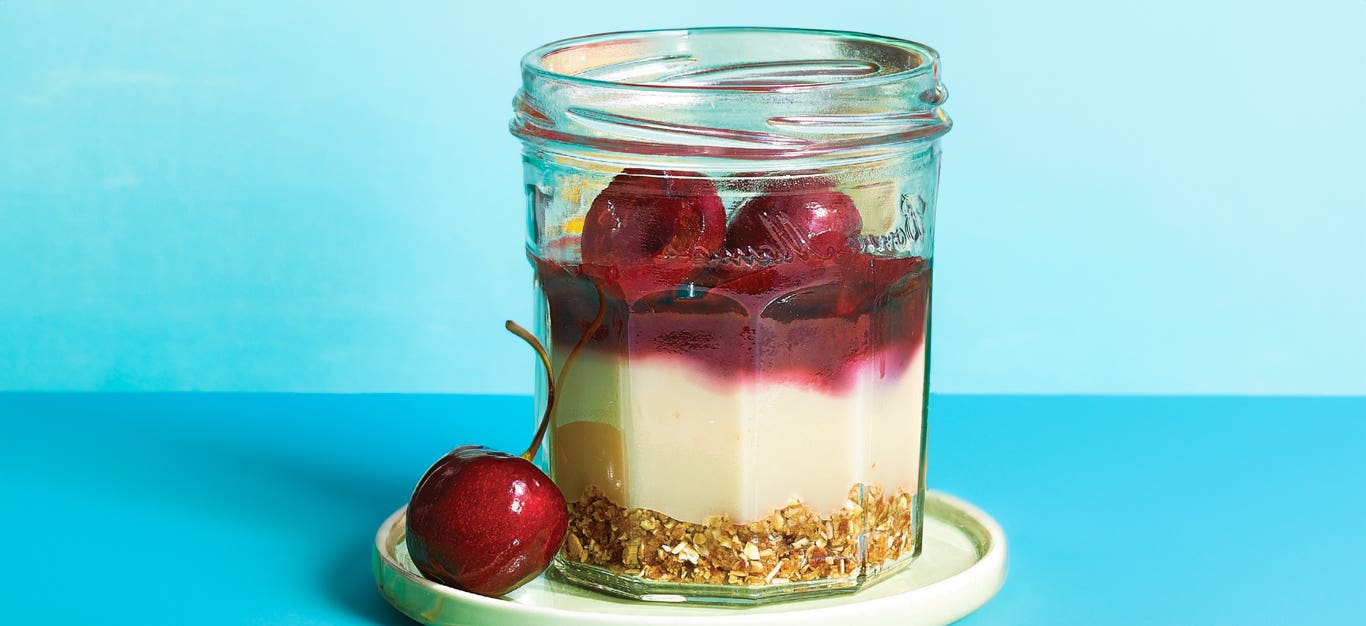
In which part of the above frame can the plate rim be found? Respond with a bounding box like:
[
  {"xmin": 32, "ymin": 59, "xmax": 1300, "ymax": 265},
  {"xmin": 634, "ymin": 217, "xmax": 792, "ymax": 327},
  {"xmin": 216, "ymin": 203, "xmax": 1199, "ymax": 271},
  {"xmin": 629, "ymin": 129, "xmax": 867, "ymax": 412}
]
[{"xmin": 374, "ymin": 489, "xmax": 1007, "ymax": 624}]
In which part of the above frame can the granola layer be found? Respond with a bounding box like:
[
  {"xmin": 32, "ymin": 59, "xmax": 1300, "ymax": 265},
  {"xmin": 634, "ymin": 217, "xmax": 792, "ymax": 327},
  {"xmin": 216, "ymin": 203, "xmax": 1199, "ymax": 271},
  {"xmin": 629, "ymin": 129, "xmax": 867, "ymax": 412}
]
[{"xmin": 561, "ymin": 484, "xmax": 916, "ymax": 586}]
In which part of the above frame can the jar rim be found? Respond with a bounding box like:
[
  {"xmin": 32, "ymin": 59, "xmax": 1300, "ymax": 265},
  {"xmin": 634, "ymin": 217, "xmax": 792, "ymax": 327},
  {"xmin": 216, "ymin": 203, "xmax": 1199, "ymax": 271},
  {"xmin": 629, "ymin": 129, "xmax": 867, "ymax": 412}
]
[
  {"xmin": 520, "ymin": 27, "xmax": 942, "ymax": 95},
  {"xmin": 513, "ymin": 27, "xmax": 950, "ymax": 164}
]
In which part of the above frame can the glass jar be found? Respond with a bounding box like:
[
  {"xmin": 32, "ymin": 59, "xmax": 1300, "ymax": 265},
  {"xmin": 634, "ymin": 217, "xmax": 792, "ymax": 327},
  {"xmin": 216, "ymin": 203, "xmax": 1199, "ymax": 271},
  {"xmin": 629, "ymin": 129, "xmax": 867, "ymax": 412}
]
[{"xmin": 511, "ymin": 27, "xmax": 950, "ymax": 604}]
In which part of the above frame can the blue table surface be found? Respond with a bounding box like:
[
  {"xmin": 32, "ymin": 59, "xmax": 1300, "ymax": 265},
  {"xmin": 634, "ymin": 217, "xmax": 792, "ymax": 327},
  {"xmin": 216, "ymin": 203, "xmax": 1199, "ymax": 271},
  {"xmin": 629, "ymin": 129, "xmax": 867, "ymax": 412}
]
[{"xmin": 2, "ymin": 394, "xmax": 1363, "ymax": 625}]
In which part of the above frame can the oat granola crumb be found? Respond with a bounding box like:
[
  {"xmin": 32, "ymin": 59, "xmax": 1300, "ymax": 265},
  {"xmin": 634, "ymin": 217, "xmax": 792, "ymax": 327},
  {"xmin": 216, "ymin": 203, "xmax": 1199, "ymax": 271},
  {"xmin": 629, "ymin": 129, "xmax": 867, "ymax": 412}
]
[{"xmin": 561, "ymin": 483, "xmax": 916, "ymax": 586}]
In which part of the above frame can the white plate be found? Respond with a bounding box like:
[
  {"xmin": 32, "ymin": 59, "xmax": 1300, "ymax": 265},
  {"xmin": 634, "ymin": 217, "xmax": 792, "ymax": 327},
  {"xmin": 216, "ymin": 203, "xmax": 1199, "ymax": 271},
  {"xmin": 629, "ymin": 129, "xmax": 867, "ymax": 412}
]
[{"xmin": 373, "ymin": 490, "xmax": 1006, "ymax": 626}]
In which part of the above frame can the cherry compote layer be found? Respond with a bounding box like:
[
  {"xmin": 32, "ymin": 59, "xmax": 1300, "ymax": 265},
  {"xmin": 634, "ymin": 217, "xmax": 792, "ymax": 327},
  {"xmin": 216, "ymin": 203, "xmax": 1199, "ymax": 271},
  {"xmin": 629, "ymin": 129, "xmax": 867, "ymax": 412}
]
[{"xmin": 535, "ymin": 169, "xmax": 930, "ymax": 393}]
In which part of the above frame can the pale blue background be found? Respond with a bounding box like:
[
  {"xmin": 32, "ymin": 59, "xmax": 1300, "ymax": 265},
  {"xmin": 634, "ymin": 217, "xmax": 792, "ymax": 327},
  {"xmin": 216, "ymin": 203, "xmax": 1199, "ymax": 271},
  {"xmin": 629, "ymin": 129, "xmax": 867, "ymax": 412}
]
[{"xmin": 2, "ymin": 1, "xmax": 1364, "ymax": 395}]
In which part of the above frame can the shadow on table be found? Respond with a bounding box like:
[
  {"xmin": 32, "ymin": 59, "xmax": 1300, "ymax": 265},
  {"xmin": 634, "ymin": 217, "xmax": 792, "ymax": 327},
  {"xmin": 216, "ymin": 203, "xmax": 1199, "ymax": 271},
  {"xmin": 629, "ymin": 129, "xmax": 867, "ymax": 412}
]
[
  {"xmin": 186, "ymin": 438, "xmax": 422, "ymax": 626},
  {"xmin": 180, "ymin": 437, "xmax": 421, "ymax": 625},
  {"xmin": 97, "ymin": 412, "xmax": 424, "ymax": 625},
  {"xmin": 11, "ymin": 394, "xmax": 511, "ymax": 624},
  {"xmin": 327, "ymin": 544, "xmax": 417, "ymax": 626},
  {"xmin": 197, "ymin": 438, "xmax": 420, "ymax": 625}
]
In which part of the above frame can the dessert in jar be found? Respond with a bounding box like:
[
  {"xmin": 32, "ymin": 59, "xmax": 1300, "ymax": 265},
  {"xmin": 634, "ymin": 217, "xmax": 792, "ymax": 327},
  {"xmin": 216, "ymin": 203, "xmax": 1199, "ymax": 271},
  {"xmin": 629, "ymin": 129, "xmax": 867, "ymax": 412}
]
[{"xmin": 511, "ymin": 28, "xmax": 950, "ymax": 603}]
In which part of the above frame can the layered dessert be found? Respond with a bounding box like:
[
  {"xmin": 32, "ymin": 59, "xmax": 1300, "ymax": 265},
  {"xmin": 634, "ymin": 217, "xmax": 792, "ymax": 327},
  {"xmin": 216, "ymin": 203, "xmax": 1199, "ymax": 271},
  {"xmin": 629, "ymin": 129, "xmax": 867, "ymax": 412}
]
[{"xmin": 535, "ymin": 168, "xmax": 930, "ymax": 594}]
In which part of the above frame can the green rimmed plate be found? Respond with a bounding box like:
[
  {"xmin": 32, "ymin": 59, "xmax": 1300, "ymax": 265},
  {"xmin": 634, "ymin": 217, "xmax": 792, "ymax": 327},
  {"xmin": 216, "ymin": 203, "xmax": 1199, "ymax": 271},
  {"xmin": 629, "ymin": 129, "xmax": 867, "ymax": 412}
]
[{"xmin": 373, "ymin": 491, "xmax": 1006, "ymax": 625}]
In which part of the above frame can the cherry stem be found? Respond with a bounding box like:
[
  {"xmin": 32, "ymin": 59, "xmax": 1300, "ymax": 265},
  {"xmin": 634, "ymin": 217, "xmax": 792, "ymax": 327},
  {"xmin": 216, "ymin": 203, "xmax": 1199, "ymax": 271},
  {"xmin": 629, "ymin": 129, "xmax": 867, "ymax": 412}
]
[
  {"xmin": 505, "ymin": 320, "xmax": 555, "ymax": 461},
  {"xmin": 506, "ymin": 283, "xmax": 605, "ymax": 462}
]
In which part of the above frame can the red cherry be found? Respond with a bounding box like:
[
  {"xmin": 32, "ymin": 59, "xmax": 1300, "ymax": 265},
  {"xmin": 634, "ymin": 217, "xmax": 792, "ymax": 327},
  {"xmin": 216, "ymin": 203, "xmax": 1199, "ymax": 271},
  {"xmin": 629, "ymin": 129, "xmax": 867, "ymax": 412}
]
[
  {"xmin": 405, "ymin": 446, "xmax": 567, "ymax": 597},
  {"xmin": 582, "ymin": 169, "xmax": 726, "ymax": 299},
  {"xmin": 724, "ymin": 183, "xmax": 863, "ymax": 262},
  {"xmin": 405, "ymin": 308, "xmax": 606, "ymax": 598}
]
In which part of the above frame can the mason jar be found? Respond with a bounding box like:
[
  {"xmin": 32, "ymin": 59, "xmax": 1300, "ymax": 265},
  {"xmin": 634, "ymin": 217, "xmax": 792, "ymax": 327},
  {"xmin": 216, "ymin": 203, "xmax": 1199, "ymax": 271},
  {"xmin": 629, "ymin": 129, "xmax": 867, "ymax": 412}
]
[{"xmin": 511, "ymin": 27, "xmax": 950, "ymax": 603}]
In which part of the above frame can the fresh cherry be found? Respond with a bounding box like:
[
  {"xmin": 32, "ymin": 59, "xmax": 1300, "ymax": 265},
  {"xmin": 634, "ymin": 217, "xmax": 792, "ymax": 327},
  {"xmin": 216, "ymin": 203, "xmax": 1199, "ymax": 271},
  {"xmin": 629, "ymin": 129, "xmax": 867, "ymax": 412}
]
[
  {"xmin": 581, "ymin": 168, "xmax": 726, "ymax": 299},
  {"xmin": 404, "ymin": 445, "xmax": 565, "ymax": 597},
  {"xmin": 723, "ymin": 182, "xmax": 863, "ymax": 262},
  {"xmin": 405, "ymin": 296, "xmax": 606, "ymax": 597}
]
